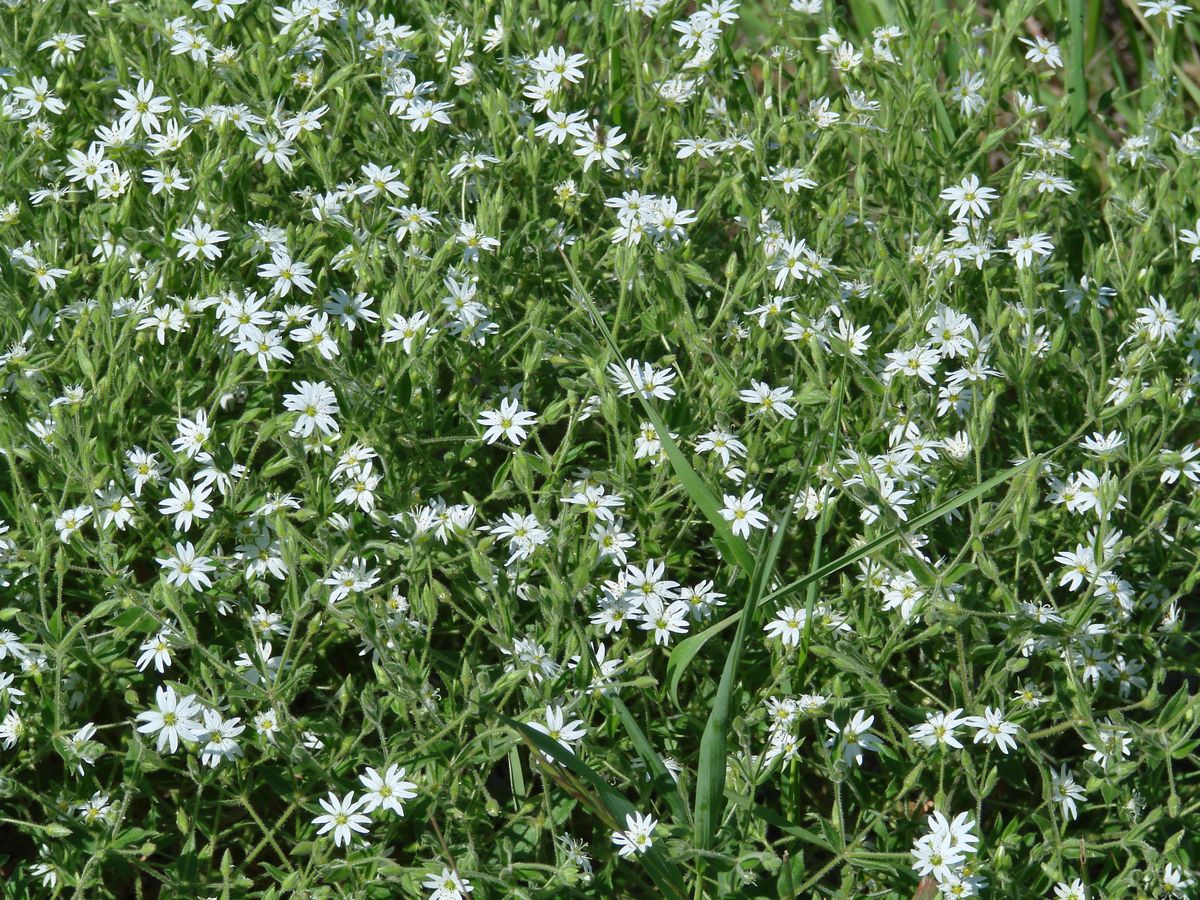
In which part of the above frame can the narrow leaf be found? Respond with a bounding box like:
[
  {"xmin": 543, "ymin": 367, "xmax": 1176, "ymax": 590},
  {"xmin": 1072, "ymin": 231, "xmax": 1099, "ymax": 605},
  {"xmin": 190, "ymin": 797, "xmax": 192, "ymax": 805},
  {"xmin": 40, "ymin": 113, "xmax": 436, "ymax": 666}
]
[
  {"xmin": 611, "ymin": 696, "xmax": 690, "ymax": 826},
  {"xmin": 498, "ymin": 710, "xmax": 689, "ymax": 899},
  {"xmin": 1066, "ymin": 0, "xmax": 1089, "ymax": 135},
  {"xmin": 561, "ymin": 256, "xmax": 755, "ymax": 576},
  {"xmin": 694, "ymin": 498, "xmax": 793, "ymax": 853},
  {"xmin": 666, "ymin": 610, "xmax": 741, "ymax": 707},
  {"xmin": 670, "ymin": 455, "xmax": 1042, "ymax": 663}
]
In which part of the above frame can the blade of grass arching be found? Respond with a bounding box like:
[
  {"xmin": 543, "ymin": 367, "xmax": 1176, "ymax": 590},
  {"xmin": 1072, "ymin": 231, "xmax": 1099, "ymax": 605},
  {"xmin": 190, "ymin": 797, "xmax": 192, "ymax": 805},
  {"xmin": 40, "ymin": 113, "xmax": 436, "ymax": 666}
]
[
  {"xmin": 560, "ymin": 254, "xmax": 755, "ymax": 577},
  {"xmin": 1117, "ymin": 0, "xmax": 1150, "ymax": 85},
  {"xmin": 1085, "ymin": 0, "xmax": 1105, "ymax": 61},
  {"xmin": 693, "ymin": 499, "xmax": 794, "ymax": 863},
  {"xmin": 1174, "ymin": 63, "xmax": 1200, "ymax": 106},
  {"xmin": 795, "ymin": 357, "xmax": 847, "ymax": 676},
  {"xmin": 610, "ymin": 696, "xmax": 691, "ymax": 826},
  {"xmin": 665, "ymin": 455, "xmax": 1043, "ymax": 659},
  {"xmin": 1118, "ymin": 0, "xmax": 1200, "ymax": 104},
  {"xmin": 670, "ymin": 361, "xmax": 843, "ymax": 704},
  {"xmin": 758, "ymin": 454, "xmax": 1041, "ymax": 607},
  {"xmin": 499, "ymin": 711, "xmax": 689, "ymax": 899},
  {"xmin": 931, "ymin": 93, "xmax": 956, "ymax": 152},
  {"xmin": 666, "ymin": 610, "xmax": 741, "ymax": 707},
  {"xmin": 793, "ymin": 501, "xmax": 831, "ymax": 678},
  {"xmin": 780, "ymin": 850, "xmax": 797, "ymax": 896},
  {"xmin": 1066, "ymin": 0, "xmax": 1090, "ymax": 138}
]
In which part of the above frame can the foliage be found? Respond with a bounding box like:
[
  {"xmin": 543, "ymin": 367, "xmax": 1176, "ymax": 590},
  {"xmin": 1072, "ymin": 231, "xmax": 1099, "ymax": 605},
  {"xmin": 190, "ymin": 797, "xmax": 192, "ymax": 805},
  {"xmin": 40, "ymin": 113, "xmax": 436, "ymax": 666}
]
[{"xmin": 0, "ymin": 0, "xmax": 1199, "ymax": 896}]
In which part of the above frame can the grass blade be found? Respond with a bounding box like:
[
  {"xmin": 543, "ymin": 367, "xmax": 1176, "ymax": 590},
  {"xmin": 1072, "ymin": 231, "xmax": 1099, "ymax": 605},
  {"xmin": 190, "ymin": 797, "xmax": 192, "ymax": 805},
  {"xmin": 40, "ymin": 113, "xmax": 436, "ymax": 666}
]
[
  {"xmin": 693, "ymin": 498, "xmax": 794, "ymax": 859},
  {"xmin": 610, "ymin": 696, "xmax": 691, "ymax": 826},
  {"xmin": 666, "ymin": 609, "xmax": 741, "ymax": 707},
  {"xmin": 1066, "ymin": 0, "xmax": 1089, "ymax": 137},
  {"xmin": 666, "ymin": 454, "xmax": 1043, "ymax": 666},
  {"xmin": 498, "ymin": 710, "xmax": 689, "ymax": 899},
  {"xmin": 560, "ymin": 253, "xmax": 756, "ymax": 577},
  {"xmin": 762, "ymin": 454, "xmax": 1040, "ymax": 606}
]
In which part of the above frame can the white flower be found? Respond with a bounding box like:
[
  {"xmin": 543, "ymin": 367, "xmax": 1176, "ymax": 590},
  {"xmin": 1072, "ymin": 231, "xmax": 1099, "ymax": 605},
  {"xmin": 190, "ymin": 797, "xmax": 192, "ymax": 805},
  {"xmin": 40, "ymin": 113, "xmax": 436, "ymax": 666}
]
[
  {"xmin": 158, "ymin": 479, "xmax": 214, "ymax": 532},
  {"xmin": 611, "ymin": 811, "xmax": 657, "ymax": 857},
  {"xmin": 1019, "ymin": 35, "xmax": 1062, "ymax": 67},
  {"xmin": 478, "ymin": 398, "xmax": 538, "ymax": 445},
  {"xmin": 1081, "ymin": 722, "xmax": 1132, "ymax": 771},
  {"xmin": 963, "ymin": 707, "xmax": 1020, "ymax": 754},
  {"xmin": 739, "ymin": 380, "xmax": 796, "ymax": 420},
  {"xmin": 136, "ymin": 629, "xmax": 174, "ymax": 673},
  {"xmin": 825, "ymin": 709, "xmax": 882, "ymax": 766},
  {"xmin": 638, "ymin": 598, "xmax": 691, "ymax": 646},
  {"xmin": 527, "ymin": 705, "xmax": 588, "ymax": 759},
  {"xmin": 135, "ymin": 685, "xmax": 204, "ymax": 754},
  {"xmin": 54, "ymin": 505, "xmax": 92, "ymax": 544},
  {"xmin": 926, "ymin": 810, "xmax": 980, "ymax": 855},
  {"xmin": 359, "ymin": 764, "xmax": 418, "ymax": 816},
  {"xmin": 1007, "ymin": 232, "xmax": 1054, "ymax": 269},
  {"xmin": 720, "ymin": 489, "xmax": 769, "ymax": 538},
  {"xmin": 1134, "ymin": 294, "xmax": 1181, "ymax": 344},
  {"xmin": 909, "ymin": 708, "xmax": 967, "ymax": 749},
  {"xmin": 0, "ymin": 673, "xmax": 25, "ymax": 707},
  {"xmin": 172, "ymin": 219, "xmax": 229, "ymax": 261},
  {"xmin": 764, "ymin": 606, "xmax": 806, "ymax": 647},
  {"xmin": 258, "ymin": 249, "xmax": 315, "ymax": 296},
  {"xmin": 199, "ymin": 709, "xmax": 245, "ymax": 768},
  {"xmin": 283, "ymin": 381, "xmax": 340, "ymax": 436},
  {"xmin": 76, "ymin": 791, "xmax": 112, "ymax": 825},
  {"xmin": 1162, "ymin": 863, "xmax": 1195, "ymax": 896},
  {"xmin": 696, "ymin": 428, "xmax": 747, "ymax": 467},
  {"xmin": 423, "ymin": 867, "xmax": 474, "ymax": 899},
  {"xmin": 0, "ymin": 710, "xmax": 23, "ymax": 749},
  {"xmin": 1050, "ymin": 765, "xmax": 1086, "ymax": 820},
  {"xmin": 883, "ymin": 345, "xmax": 940, "ymax": 384},
  {"xmin": 607, "ymin": 358, "xmax": 677, "ymax": 401},
  {"xmin": 157, "ymin": 541, "xmax": 215, "ymax": 591},
  {"xmin": 114, "ymin": 78, "xmax": 171, "ymax": 133},
  {"xmin": 0, "ymin": 631, "xmax": 31, "ymax": 662},
  {"xmin": 312, "ymin": 791, "xmax": 371, "ymax": 847},
  {"xmin": 1179, "ymin": 217, "xmax": 1200, "ymax": 261},
  {"xmin": 574, "ymin": 121, "xmax": 626, "ymax": 171},
  {"xmin": 289, "ymin": 312, "xmax": 340, "ymax": 359},
  {"xmin": 1054, "ymin": 878, "xmax": 1088, "ymax": 900},
  {"xmin": 910, "ymin": 833, "xmax": 963, "ymax": 882},
  {"xmin": 402, "ymin": 98, "xmax": 454, "ymax": 132},
  {"xmin": 1079, "ymin": 430, "xmax": 1126, "ymax": 456},
  {"xmin": 382, "ymin": 311, "xmax": 431, "ymax": 353},
  {"xmin": 939, "ymin": 174, "xmax": 997, "ymax": 220},
  {"xmin": 531, "ymin": 46, "xmax": 588, "ymax": 89},
  {"xmin": 1139, "ymin": 0, "xmax": 1191, "ymax": 27}
]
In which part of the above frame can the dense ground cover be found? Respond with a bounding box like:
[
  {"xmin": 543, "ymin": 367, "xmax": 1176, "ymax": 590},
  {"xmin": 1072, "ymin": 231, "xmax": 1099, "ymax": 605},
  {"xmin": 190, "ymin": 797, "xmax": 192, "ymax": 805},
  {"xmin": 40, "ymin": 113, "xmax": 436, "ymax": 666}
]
[{"xmin": 1, "ymin": 0, "xmax": 1199, "ymax": 896}]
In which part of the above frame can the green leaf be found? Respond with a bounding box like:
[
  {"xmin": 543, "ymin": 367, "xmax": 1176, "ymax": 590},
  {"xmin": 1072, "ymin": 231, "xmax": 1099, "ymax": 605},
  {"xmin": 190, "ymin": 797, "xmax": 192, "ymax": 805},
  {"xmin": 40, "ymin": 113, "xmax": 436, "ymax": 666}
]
[
  {"xmin": 496, "ymin": 709, "xmax": 688, "ymax": 899},
  {"xmin": 507, "ymin": 746, "xmax": 527, "ymax": 799},
  {"xmin": 759, "ymin": 455, "xmax": 1043, "ymax": 608},
  {"xmin": 611, "ymin": 696, "xmax": 690, "ymax": 826},
  {"xmin": 665, "ymin": 609, "xmax": 741, "ymax": 708},
  {"xmin": 1065, "ymin": 0, "xmax": 1089, "ymax": 136},
  {"xmin": 560, "ymin": 257, "xmax": 755, "ymax": 577},
  {"xmin": 675, "ymin": 455, "xmax": 1043, "ymax": 658},
  {"xmin": 694, "ymin": 498, "xmax": 793, "ymax": 856},
  {"xmin": 76, "ymin": 340, "xmax": 95, "ymax": 384}
]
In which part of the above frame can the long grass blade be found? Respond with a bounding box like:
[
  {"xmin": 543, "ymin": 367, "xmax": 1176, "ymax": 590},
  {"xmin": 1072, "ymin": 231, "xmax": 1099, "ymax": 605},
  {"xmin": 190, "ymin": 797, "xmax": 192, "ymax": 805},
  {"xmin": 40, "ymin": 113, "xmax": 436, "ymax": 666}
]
[
  {"xmin": 666, "ymin": 609, "xmax": 741, "ymax": 707},
  {"xmin": 1066, "ymin": 0, "xmax": 1089, "ymax": 136},
  {"xmin": 560, "ymin": 253, "xmax": 756, "ymax": 577},
  {"xmin": 665, "ymin": 454, "xmax": 1042, "ymax": 670},
  {"xmin": 610, "ymin": 696, "xmax": 691, "ymax": 826},
  {"xmin": 499, "ymin": 710, "xmax": 689, "ymax": 899},
  {"xmin": 693, "ymin": 497, "xmax": 794, "ymax": 859}
]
